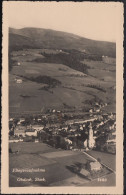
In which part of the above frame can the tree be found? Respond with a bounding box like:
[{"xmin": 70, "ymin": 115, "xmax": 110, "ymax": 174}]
[
  {"xmin": 9, "ymin": 147, "xmax": 13, "ymax": 153},
  {"xmin": 60, "ymin": 137, "xmax": 68, "ymax": 150},
  {"xmin": 77, "ymin": 139, "xmax": 84, "ymax": 150}
]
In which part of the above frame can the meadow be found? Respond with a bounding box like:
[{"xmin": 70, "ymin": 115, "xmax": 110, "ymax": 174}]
[
  {"xmin": 9, "ymin": 49, "xmax": 116, "ymax": 115},
  {"xmin": 9, "ymin": 142, "xmax": 113, "ymax": 187}
]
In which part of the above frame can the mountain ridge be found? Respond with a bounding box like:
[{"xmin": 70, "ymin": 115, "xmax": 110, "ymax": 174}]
[
  {"xmin": 9, "ymin": 27, "xmax": 116, "ymax": 57},
  {"xmin": 9, "ymin": 27, "xmax": 116, "ymax": 43}
]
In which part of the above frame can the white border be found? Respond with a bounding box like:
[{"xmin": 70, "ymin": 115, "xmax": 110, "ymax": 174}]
[{"xmin": 1, "ymin": 2, "xmax": 124, "ymax": 194}]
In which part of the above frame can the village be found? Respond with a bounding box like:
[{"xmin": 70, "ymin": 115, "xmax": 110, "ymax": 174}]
[{"xmin": 9, "ymin": 106, "xmax": 116, "ymax": 154}]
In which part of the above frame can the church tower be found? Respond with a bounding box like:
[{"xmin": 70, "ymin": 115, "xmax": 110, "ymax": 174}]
[{"xmin": 88, "ymin": 123, "xmax": 95, "ymax": 149}]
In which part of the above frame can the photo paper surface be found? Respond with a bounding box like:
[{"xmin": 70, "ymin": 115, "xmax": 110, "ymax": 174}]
[{"xmin": 1, "ymin": 2, "xmax": 123, "ymax": 194}]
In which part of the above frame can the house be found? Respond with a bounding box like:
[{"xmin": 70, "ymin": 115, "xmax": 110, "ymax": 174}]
[
  {"xmin": 17, "ymin": 121, "xmax": 21, "ymax": 125},
  {"xmin": 9, "ymin": 118, "xmax": 14, "ymax": 122},
  {"xmin": 105, "ymin": 131, "xmax": 116, "ymax": 154},
  {"xmin": 19, "ymin": 118, "xmax": 25, "ymax": 123},
  {"xmin": 89, "ymin": 109, "xmax": 93, "ymax": 113},
  {"xmin": 32, "ymin": 125, "xmax": 44, "ymax": 132},
  {"xmin": 82, "ymin": 49, "xmax": 86, "ymax": 53},
  {"xmin": 17, "ymin": 118, "xmax": 25, "ymax": 125},
  {"xmin": 17, "ymin": 62, "xmax": 21, "ymax": 66},
  {"xmin": 37, "ymin": 118, "xmax": 42, "ymax": 122},
  {"xmin": 87, "ymin": 161, "xmax": 102, "ymax": 171},
  {"xmin": 9, "ymin": 139, "xmax": 19, "ymax": 143},
  {"xmin": 106, "ymin": 141, "xmax": 116, "ymax": 154},
  {"xmin": 26, "ymin": 125, "xmax": 32, "ymax": 129},
  {"xmin": 94, "ymin": 130, "xmax": 97, "ymax": 135},
  {"xmin": 96, "ymin": 109, "xmax": 100, "ymax": 113},
  {"xmin": 16, "ymin": 79, "xmax": 22, "ymax": 84},
  {"xmin": 35, "ymin": 138, "xmax": 39, "ymax": 143},
  {"xmin": 14, "ymin": 125, "xmax": 26, "ymax": 137},
  {"xmin": 70, "ymin": 129, "xmax": 76, "ymax": 132},
  {"xmin": 25, "ymin": 129, "xmax": 37, "ymax": 137},
  {"xmin": 80, "ymin": 125, "xmax": 83, "ymax": 130},
  {"xmin": 64, "ymin": 138, "xmax": 72, "ymax": 145},
  {"xmin": 75, "ymin": 133, "xmax": 81, "ymax": 137}
]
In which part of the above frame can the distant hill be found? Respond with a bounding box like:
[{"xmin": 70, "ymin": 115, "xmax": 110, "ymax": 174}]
[{"xmin": 9, "ymin": 27, "xmax": 116, "ymax": 57}]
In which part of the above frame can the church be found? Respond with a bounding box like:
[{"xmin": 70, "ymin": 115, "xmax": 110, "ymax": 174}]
[{"xmin": 84, "ymin": 123, "xmax": 95, "ymax": 149}]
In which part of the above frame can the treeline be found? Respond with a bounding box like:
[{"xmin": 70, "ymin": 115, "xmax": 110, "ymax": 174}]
[
  {"xmin": 38, "ymin": 130, "xmax": 87, "ymax": 150},
  {"xmin": 84, "ymin": 97, "xmax": 104, "ymax": 106},
  {"xmin": 87, "ymin": 84, "xmax": 106, "ymax": 93},
  {"xmin": 28, "ymin": 75, "xmax": 61, "ymax": 87},
  {"xmin": 33, "ymin": 52, "xmax": 89, "ymax": 74},
  {"xmin": 19, "ymin": 75, "xmax": 61, "ymax": 87},
  {"xmin": 38, "ymin": 132, "xmax": 70, "ymax": 149},
  {"xmin": 62, "ymin": 49, "xmax": 102, "ymax": 61}
]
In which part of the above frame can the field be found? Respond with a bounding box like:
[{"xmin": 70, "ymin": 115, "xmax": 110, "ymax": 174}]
[
  {"xmin": 9, "ymin": 49, "xmax": 116, "ymax": 115},
  {"xmin": 9, "ymin": 142, "xmax": 115, "ymax": 187}
]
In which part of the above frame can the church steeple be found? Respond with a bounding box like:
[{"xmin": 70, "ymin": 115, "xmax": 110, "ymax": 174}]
[{"xmin": 88, "ymin": 122, "xmax": 95, "ymax": 149}]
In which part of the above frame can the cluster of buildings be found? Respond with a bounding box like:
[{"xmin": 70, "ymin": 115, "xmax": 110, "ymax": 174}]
[
  {"xmin": 9, "ymin": 122, "xmax": 44, "ymax": 140},
  {"xmin": 89, "ymin": 102, "xmax": 108, "ymax": 114},
  {"xmin": 9, "ymin": 111, "xmax": 116, "ymax": 153}
]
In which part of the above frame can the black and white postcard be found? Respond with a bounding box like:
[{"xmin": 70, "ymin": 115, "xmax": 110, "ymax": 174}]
[{"xmin": 1, "ymin": 1, "xmax": 124, "ymax": 194}]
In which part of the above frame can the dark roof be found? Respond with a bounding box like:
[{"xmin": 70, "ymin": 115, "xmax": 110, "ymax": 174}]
[{"xmin": 25, "ymin": 129, "xmax": 36, "ymax": 132}]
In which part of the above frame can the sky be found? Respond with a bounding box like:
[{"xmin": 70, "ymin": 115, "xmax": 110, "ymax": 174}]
[{"xmin": 5, "ymin": 2, "xmax": 119, "ymax": 42}]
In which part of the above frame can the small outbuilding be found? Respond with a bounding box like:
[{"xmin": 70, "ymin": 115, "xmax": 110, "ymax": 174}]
[{"xmin": 16, "ymin": 79, "xmax": 22, "ymax": 84}]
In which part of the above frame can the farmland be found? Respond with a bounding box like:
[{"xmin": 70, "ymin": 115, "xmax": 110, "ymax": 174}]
[
  {"xmin": 9, "ymin": 142, "xmax": 115, "ymax": 187},
  {"xmin": 9, "ymin": 48, "xmax": 116, "ymax": 115},
  {"xmin": 9, "ymin": 27, "xmax": 116, "ymax": 115}
]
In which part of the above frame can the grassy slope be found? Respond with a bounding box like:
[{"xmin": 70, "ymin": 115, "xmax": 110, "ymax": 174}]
[
  {"xmin": 9, "ymin": 26, "xmax": 116, "ymax": 114},
  {"xmin": 9, "ymin": 49, "xmax": 115, "ymax": 114}
]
